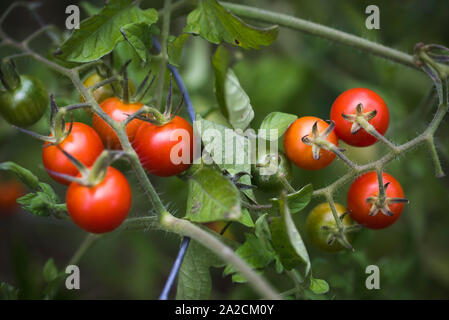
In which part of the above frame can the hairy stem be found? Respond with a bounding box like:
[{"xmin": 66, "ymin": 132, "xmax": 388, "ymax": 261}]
[
  {"xmin": 69, "ymin": 234, "xmax": 100, "ymax": 266},
  {"xmin": 221, "ymin": 2, "xmax": 423, "ymax": 70},
  {"xmin": 160, "ymin": 212, "xmax": 281, "ymax": 300}
]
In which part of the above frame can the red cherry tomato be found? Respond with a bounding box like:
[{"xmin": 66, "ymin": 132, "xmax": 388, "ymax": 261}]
[
  {"xmin": 133, "ymin": 116, "xmax": 193, "ymax": 177},
  {"xmin": 42, "ymin": 122, "xmax": 104, "ymax": 185},
  {"xmin": 347, "ymin": 171, "xmax": 405, "ymax": 229},
  {"xmin": 330, "ymin": 88, "xmax": 389, "ymax": 147},
  {"xmin": 66, "ymin": 166, "xmax": 132, "ymax": 233},
  {"xmin": 92, "ymin": 97, "xmax": 144, "ymax": 149},
  {"xmin": 283, "ymin": 116, "xmax": 338, "ymax": 170},
  {"xmin": 0, "ymin": 179, "xmax": 25, "ymax": 216}
]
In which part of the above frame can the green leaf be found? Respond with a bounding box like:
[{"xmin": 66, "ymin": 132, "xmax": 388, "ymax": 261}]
[
  {"xmin": 0, "ymin": 282, "xmax": 18, "ymax": 300},
  {"xmin": 80, "ymin": 1, "xmax": 101, "ymax": 16},
  {"xmin": 176, "ymin": 240, "xmax": 222, "ymax": 300},
  {"xmin": 260, "ymin": 112, "xmax": 297, "ymax": 141},
  {"xmin": 43, "ymin": 273, "xmax": 66, "ymax": 300},
  {"xmin": 254, "ymin": 213, "xmax": 270, "ymax": 243},
  {"xmin": 43, "ymin": 259, "xmax": 59, "ymax": 283},
  {"xmin": 212, "ymin": 46, "xmax": 254, "ymax": 130},
  {"xmin": 270, "ymin": 194, "xmax": 311, "ymax": 273},
  {"xmin": 120, "ymin": 22, "xmax": 154, "ymax": 62},
  {"xmin": 168, "ymin": 33, "xmax": 190, "ymax": 67},
  {"xmin": 0, "ymin": 161, "xmax": 39, "ymax": 189},
  {"xmin": 271, "ymin": 184, "xmax": 313, "ymax": 214},
  {"xmin": 58, "ymin": 0, "xmax": 158, "ymax": 62},
  {"xmin": 184, "ymin": 0, "xmax": 278, "ymax": 49},
  {"xmin": 254, "ymin": 213, "xmax": 274, "ymax": 251},
  {"xmin": 0, "ymin": 162, "xmax": 66, "ymax": 217},
  {"xmin": 17, "ymin": 182, "xmax": 66, "ymax": 218},
  {"xmin": 309, "ymin": 277, "xmax": 330, "ymax": 295},
  {"xmin": 224, "ymin": 233, "xmax": 274, "ymax": 283},
  {"xmin": 240, "ymin": 208, "xmax": 255, "ymax": 227},
  {"xmin": 184, "ymin": 165, "xmax": 251, "ymax": 226},
  {"xmin": 195, "ymin": 114, "xmax": 255, "ymax": 201}
]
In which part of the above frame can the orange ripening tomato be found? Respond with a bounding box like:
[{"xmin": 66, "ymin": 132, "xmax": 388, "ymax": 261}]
[
  {"xmin": 283, "ymin": 116, "xmax": 338, "ymax": 170},
  {"xmin": 0, "ymin": 180, "xmax": 25, "ymax": 216},
  {"xmin": 42, "ymin": 122, "xmax": 104, "ymax": 185},
  {"xmin": 133, "ymin": 116, "xmax": 193, "ymax": 177},
  {"xmin": 92, "ymin": 97, "xmax": 144, "ymax": 149},
  {"xmin": 66, "ymin": 166, "xmax": 132, "ymax": 233}
]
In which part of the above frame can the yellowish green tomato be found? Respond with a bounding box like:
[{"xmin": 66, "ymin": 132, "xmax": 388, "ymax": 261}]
[{"xmin": 306, "ymin": 202, "xmax": 353, "ymax": 252}]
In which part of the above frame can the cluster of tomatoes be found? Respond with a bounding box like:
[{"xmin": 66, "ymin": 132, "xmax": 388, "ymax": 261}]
[
  {"xmin": 281, "ymin": 88, "xmax": 406, "ymax": 252},
  {"xmin": 52, "ymin": 74, "xmax": 193, "ymax": 233},
  {"xmin": 1, "ymin": 70, "xmax": 194, "ymax": 233},
  {"xmin": 1, "ymin": 68, "xmax": 407, "ymax": 250}
]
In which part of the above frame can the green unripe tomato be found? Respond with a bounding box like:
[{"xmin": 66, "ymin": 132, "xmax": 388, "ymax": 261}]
[
  {"xmin": 252, "ymin": 151, "xmax": 292, "ymax": 191},
  {"xmin": 306, "ymin": 202, "xmax": 353, "ymax": 253},
  {"xmin": 0, "ymin": 75, "xmax": 48, "ymax": 127}
]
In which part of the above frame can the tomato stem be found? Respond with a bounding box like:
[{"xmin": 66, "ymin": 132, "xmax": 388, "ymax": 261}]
[{"xmin": 155, "ymin": 0, "xmax": 172, "ymax": 109}]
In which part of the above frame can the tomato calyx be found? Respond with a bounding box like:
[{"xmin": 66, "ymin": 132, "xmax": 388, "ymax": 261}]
[
  {"xmin": 131, "ymin": 76, "xmax": 185, "ymax": 126},
  {"xmin": 13, "ymin": 95, "xmax": 89, "ymax": 144},
  {"xmin": 48, "ymin": 147, "xmax": 125, "ymax": 187},
  {"xmin": 365, "ymin": 182, "xmax": 409, "ymax": 216},
  {"xmin": 301, "ymin": 121, "xmax": 344, "ymax": 160},
  {"xmin": 341, "ymin": 103, "xmax": 378, "ymax": 135},
  {"xmin": 321, "ymin": 212, "xmax": 361, "ymax": 251}
]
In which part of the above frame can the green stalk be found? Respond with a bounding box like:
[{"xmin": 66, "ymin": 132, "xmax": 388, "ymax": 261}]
[{"xmin": 155, "ymin": 0, "xmax": 172, "ymax": 109}]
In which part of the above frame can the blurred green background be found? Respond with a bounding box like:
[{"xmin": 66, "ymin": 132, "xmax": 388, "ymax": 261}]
[{"xmin": 1, "ymin": 0, "xmax": 449, "ymax": 299}]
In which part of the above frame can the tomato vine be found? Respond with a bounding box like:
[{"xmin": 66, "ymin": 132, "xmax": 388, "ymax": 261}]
[{"xmin": 0, "ymin": 0, "xmax": 447, "ymax": 300}]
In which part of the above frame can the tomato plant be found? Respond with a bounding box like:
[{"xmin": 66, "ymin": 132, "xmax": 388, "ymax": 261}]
[
  {"xmin": 134, "ymin": 116, "xmax": 193, "ymax": 177},
  {"xmin": 283, "ymin": 116, "xmax": 339, "ymax": 170},
  {"xmin": 92, "ymin": 97, "xmax": 144, "ymax": 149},
  {"xmin": 306, "ymin": 202, "xmax": 354, "ymax": 252},
  {"xmin": 330, "ymin": 88, "xmax": 389, "ymax": 147},
  {"xmin": 66, "ymin": 166, "xmax": 132, "ymax": 233},
  {"xmin": 0, "ymin": 0, "xmax": 448, "ymax": 302},
  {"xmin": 42, "ymin": 122, "xmax": 104, "ymax": 185},
  {"xmin": 347, "ymin": 171, "xmax": 406, "ymax": 229}
]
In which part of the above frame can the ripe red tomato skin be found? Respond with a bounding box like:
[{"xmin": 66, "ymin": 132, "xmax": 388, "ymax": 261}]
[
  {"xmin": 133, "ymin": 116, "xmax": 193, "ymax": 177},
  {"xmin": 330, "ymin": 88, "xmax": 389, "ymax": 147},
  {"xmin": 42, "ymin": 122, "xmax": 104, "ymax": 185},
  {"xmin": 347, "ymin": 171, "xmax": 404, "ymax": 229},
  {"xmin": 92, "ymin": 97, "xmax": 144, "ymax": 149},
  {"xmin": 0, "ymin": 180, "xmax": 25, "ymax": 216},
  {"xmin": 283, "ymin": 116, "xmax": 338, "ymax": 170},
  {"xmin": 66, "ymin": 166, "xmax": 132, "ymax": 234}
]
